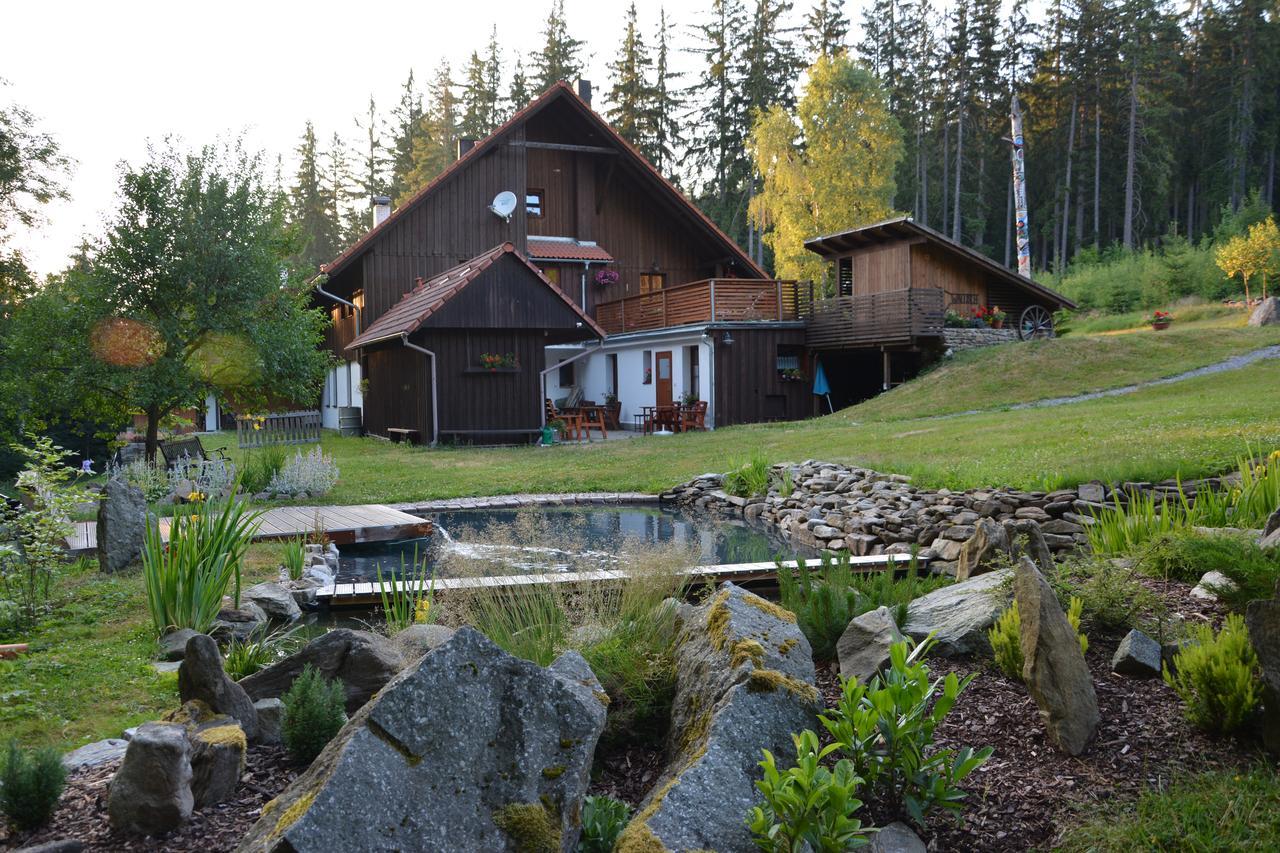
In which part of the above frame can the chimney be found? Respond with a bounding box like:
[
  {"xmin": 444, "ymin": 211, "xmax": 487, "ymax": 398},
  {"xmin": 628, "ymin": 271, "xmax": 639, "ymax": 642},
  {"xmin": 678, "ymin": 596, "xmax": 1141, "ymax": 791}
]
[
  {"xmin": 457, "ymin": 137, "xmax": 476, "ymax": 159},
  {"xmin": 575, "ymin": 78, "xmax": 592, "ymax": 108},
  {"xmin": 372, "ymin": 195, "xmax": 392, "ymax": 227}
]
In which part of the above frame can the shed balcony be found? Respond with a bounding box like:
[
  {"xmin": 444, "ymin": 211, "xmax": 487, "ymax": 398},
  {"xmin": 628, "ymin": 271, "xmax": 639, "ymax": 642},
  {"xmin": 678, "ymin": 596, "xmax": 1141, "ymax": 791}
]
[
  {"xmin": 594, "ymin": 278, "xmax": 809, "ymax": 334},
  {"xmin": 804, "ymin": 288, "xmax": 946, "ymax": 348}
]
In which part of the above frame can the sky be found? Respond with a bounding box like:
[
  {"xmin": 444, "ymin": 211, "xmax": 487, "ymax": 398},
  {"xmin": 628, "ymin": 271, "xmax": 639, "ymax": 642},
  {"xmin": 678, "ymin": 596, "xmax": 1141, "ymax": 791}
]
[{"xmin": 4, "ymin": 0, "xmax": 883, "ymax": 278}]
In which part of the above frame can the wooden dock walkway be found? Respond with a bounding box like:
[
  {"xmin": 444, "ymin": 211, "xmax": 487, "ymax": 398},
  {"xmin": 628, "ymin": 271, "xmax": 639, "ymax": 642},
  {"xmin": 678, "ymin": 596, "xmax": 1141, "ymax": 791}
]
[
  {"xmin": 316, "ymin": 554, "xmax": 928, "ymax": 606},
  {"xmin": 66, "ymin": 504, "xmax": 433, "ymax": 556}
]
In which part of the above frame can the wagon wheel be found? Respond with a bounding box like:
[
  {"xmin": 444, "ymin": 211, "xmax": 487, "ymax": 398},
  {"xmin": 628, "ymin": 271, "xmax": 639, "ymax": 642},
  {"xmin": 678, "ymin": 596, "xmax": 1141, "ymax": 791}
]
[{"xmin": 1018, "ymin": 305, "xmax": 1054, "ymax": 340}]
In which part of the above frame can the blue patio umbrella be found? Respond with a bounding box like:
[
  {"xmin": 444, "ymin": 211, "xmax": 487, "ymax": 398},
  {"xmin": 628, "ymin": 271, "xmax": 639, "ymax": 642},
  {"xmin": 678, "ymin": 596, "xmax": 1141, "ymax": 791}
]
[{"xmin": 812, "ymin": 360, "xmax": 834, "ymax": 413}]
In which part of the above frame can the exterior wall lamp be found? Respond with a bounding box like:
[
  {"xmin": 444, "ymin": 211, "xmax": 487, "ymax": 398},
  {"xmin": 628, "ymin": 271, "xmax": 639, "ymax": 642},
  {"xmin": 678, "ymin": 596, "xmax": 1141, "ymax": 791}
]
[{"xmin": 722, "ymin": 331, "xmax": 734, "ymax": 346}]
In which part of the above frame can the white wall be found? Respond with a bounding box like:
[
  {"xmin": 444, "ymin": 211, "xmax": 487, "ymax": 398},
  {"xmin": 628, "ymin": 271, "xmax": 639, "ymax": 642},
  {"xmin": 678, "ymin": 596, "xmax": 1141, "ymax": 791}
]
[{"xmin": 321, "ymin": 360, "xmax": 363, "ymax": 429}]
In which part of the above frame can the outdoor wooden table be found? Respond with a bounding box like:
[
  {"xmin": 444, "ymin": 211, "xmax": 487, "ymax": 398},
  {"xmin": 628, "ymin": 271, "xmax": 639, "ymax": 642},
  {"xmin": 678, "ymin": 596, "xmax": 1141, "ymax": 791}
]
[{"xmin": 574, "ymin": 405, "xmax": 609, "ymax": 440}]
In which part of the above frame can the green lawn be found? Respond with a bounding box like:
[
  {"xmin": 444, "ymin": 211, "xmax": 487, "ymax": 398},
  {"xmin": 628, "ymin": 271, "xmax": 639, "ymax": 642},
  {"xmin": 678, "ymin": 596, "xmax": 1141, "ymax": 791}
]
[{"xmin": 205, "ymin": 358, "xmax": 1280, "ymax": 502}]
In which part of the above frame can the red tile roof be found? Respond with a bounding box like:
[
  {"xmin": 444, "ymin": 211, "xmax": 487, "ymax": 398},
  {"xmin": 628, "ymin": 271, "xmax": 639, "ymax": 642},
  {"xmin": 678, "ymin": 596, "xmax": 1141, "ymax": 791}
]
[
  {"xmin": 526, "ymin": 239, "xmax": 614, "ymax": 263},
  {"xmin": 320, "ymin": 82, "xmax": 764, "ymax": 282},
  {"xmin": 345, "ymin": 243, "xmax": 606, "ymax": 350}
]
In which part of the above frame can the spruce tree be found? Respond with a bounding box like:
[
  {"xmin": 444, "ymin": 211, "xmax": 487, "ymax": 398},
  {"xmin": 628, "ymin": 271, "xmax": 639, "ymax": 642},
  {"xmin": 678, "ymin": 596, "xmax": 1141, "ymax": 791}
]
[
  {"xmin": 290, "ymin": 121, "xmax": 341, "ymax": 272},
  {"xmin": 402, "ymin": 61, "xmax": 460, "ymax": 200},
  {"xmin": 388, "ymin": 71, "xmax": 425, "ymax": 205},
  {"xmin": 353, "ymin": 95, "xmax": 391, "ymax": 234},
  {"xmin": 532, "ymin": 0, "xmax": 585, "ymax": 92},
  {"xmin": 509, "ymin": 58, "xmax": 532, "ymax": 114},
  {"xmin": 802, "ymin": 0, "xmax": 849, "ymax": 61},
  {"xmin": 651, "ymin": 7, "xmax": 684, "ymax": 174},
  {"xmin": 462, "ymin": 26, "xmax": 503, "ymax": 139},
  {"xmin": 606, "ymin": 2, "xmax": 658, "ymax": 154}
]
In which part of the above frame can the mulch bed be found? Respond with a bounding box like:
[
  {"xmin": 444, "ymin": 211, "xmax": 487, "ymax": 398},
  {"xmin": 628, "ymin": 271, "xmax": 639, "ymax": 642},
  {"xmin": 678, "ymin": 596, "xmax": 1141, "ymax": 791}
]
[
  {"xmin": 1, "ymin": 745, "xmax": 297, "ymax": 852},
  {"xmin": 588, "ymin": 740, "xmax": 668, "ymax": 806}
]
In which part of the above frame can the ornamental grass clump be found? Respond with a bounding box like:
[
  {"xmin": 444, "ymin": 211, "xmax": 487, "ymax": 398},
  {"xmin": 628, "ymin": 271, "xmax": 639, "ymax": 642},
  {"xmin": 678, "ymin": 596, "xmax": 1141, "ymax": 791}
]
[
  {"xmin": 282, "ymin": 537, "xmax": 306, "ymax": 581},
  {"xmin": 141, "ymin": 492, "xmax": 258, "ymax": 637},
  {"xmin": 282, "ymin": 664, "xmax": 348, "ymax": 764},
  {"xmin": 724, "ymin": 452, "xmax": 771, "ymax": 498},
  {"xmin": 1163, "ymin": 615, "xmax": 1259, "ymax": 734},
  {"xmin": 1, "ymin": 739, "xmax": 66, "ymax": 831}
]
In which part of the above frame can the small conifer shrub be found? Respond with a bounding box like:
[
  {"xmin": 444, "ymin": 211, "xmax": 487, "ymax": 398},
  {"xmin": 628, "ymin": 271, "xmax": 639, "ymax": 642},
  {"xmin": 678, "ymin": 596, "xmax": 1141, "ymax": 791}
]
[
  {"xmin": 1163, "ymin": 614, "xmax": 1259, "ymax": 734},
  {"xmin": 282, "ymin": 664, "xmax": 347, "ymax": 764},
  {"xmin": 988, "ymin": 597, "xmax": 1088, "ymax": 681},
  {"xmin": 1, "ymin": 739, "xmax": 66, "ymax": 831}
]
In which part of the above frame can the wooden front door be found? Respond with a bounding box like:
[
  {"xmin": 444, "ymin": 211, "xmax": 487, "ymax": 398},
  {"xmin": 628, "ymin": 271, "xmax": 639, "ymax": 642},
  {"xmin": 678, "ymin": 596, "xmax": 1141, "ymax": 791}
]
[{"xmin": 655, "ymin": 351, "xmax": 673, "ymax": 407}]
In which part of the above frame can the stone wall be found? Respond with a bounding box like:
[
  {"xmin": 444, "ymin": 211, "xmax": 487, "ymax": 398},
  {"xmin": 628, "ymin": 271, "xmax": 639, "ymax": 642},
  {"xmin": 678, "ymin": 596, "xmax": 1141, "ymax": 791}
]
[
  {"xmin": 943, "ymin": 327, "xmax": 1020, "ymax": 350},
  {"xmin": 661, "ymin": 461, "xmax": 1235, "ymax": 575}
]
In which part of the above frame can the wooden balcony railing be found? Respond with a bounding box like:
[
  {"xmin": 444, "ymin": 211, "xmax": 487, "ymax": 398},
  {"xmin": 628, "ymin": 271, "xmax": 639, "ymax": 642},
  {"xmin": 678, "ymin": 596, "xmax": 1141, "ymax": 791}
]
[
  {"xmin": 594, "ymin": 278, "xmax": 809, "ymax": 334},
  {"xmin": 804, "ymin": 288, "xmax": 946, "ymax": 348}
]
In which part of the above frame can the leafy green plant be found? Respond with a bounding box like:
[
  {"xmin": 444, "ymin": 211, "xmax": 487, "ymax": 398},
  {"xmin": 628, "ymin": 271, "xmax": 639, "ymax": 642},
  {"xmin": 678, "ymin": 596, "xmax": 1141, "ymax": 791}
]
[
  {"xmin": 1233, "ymin": 449, "xmax": 1280, "ymax": 528},
  {"xmin": 242, "ymin": 444, "xmax": 287, "ymax": 495},
  {"xmin": 376, "ymin": 552, "xmax": 434, "ymax": 635},
  {"xmin": 747, "ymin": 729, "xmax": 871, "ymax": 852},
  {"xmin": 282, "ymin": 537, "xmax": 306, "ymax": 581},
  {"xmin": 1163, "ymin": 614, "xmax": 1259, "ymax": 734},
  {"xmin": 988, "ymin": 597, "xmax": 1088, "ymax": 681},
  {"xmin": 819, "ymin": 638, "xmax": 993, "ymax": 824},
  {"xmin": 1055, "ymin": 558, "xmax": 1162, "ymax": 633},
  {"xmin": 1138, "ymin": 530, "xmax": 1280, "ymax": 610},
  {"xmin": 578, "ymin": 795, "xmax": 631, "ymax": 853},
  {"xmin": 282, "ymin": 664, "xmax": 348, "ymax": 764},
  {"xmin": 724, "ymin": 452, "xmax": 770, "ymax": 498},
  {"xmin": 141, "ymin": 492, "xmax": 259, "ymax": 637},
  {"xmin": 1, "ymin": 739, "xmax": 66, "ymax": 831},
  {"xmin": 224, "ymin": 624, "xmax": 300, "ymax": 680},
  {"xmin": 777, "ymin": 551, "xmax": 946, "ymax": 661}
]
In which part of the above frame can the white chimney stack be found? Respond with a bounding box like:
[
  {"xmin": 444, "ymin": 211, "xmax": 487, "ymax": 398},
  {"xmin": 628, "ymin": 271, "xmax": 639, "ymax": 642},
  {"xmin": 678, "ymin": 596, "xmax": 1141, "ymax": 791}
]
[{"xmin": 372, "ymin": 195, "xmax": 392, "ymax": 227}]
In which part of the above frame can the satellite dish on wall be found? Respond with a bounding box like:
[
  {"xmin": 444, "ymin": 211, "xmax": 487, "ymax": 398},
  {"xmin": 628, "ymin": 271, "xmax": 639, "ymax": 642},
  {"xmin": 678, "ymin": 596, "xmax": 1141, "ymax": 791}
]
[{"xmin": 489, "ymin": 191, "xmax": 518, "ymax": 222}]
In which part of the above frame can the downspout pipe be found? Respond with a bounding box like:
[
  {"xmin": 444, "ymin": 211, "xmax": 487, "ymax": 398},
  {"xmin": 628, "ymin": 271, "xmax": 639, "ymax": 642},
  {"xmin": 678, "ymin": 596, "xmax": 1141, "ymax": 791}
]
[
  {"xmin": 400, "ymin": 334, "xmax": 439, "ymax": 447},
  {"xmin": 700, "ymin": 333, "xmax": 716, "ymax": 430},
  {"xmin": 539, "ymin": 341, "xmax": 604, "ymax": 428},
  {"xmin": 315, "ymin": 282, "xmax": 361, "ymax": 335}
]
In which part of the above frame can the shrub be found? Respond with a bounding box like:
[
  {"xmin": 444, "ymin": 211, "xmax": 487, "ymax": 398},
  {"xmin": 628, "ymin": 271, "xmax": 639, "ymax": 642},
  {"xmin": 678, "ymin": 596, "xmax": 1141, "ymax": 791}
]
[
  {"xmin": 747, "ymin": 729, "xmax": 871, "ymax": 852},
  {"xmin": 1138, "ymin": 530, "xmax": 1280, "ymax": 610},
  {"xmin": 724, "ymin": 452, "xmax": 770, "ymax": 498},
  {"xmin": 282, "ymin": 664, "xmax": 348, "ymax": 763},
  {"xmin": 778, "ymin": 551, "xmax": 947, "ymax": 661},
  {"xmin": 819, "ymin": 638, "xmax": 992, "ymax": 824},
  {"xmin": 1054, "ymin": 558, "xmax": 1162, "ymax": 634},
  {"xmin": 282, "ymin": 537, "xmax": 306, "ymax": 581},
  {"xmin": 268, "ymin": 447, "xmax": 339, "ymax": 497},
  {"xmin": 168, "ymin": 454, "xmax": 236, "ymax": 499},
  {"xmin": 141, "ymin": 494, "xmax": 258, "ymax": 637},
  {"xmin": 1, "ymin": 739, "xmax": 66, "ymax": 831},
  {"xmin": 1163, "ymin": 614, "xmax": 1259, "ymax": 734},
  {"xmin": 579, "ymin": 795, "xmax": 632, "ymax": 853},
  {"xmin": 107, "ymin": 457, "xmax": 171, "ymax": 502},
  {"xmin": 988, "ymin": 597, "xmax": 1088, "ymax": 681}
]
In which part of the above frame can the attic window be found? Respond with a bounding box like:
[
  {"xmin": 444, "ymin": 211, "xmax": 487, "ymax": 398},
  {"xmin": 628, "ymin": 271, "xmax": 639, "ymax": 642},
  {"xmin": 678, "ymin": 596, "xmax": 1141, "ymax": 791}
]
[{"xmin": 526, "ymin": 189, "xmax": 544, "ymax": 218}]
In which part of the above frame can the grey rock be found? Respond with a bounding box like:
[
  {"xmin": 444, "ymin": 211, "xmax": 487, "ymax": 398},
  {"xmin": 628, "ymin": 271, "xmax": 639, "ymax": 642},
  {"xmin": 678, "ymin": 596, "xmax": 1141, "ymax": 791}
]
[
  {"xmin": 1015, "ymin": 558, "xmax": 1099, "ymax": 755},
  {"xmin": 929, "ymin": 537, "xmax": 964, "ymax": 562},
  {"xmin": 62, "ymin": 738, "xmax": 127, "ymax": 771},
  {"xmin": 956, "ymin": 517, "xmax": 1011, "ymax": 581},
  {"xmin": 1246, "ymin": 597, "xmax": 1280, "ymax": 753},
  {"xmin": 238, "ymin": 628, "xmax": 405, "ymax": 714},
  {"xmin": 243, "ymin": 582, "xmax": 302, "ymax": 622},
  {"xmin": 1191, "ymin": 570, "xmax": 1237, "ymax": 601},
  {"xmin": 1007, "ymin": 519, "xmax": 1055, "ymax": 573},
  {"xmin": 1111, "ymin": 629, "xmax": 1163, "ymax": 678},
  {"xmin": 868, "ymin": 821, "xmax": 927, "ymax": 853},
  {"xmin": 620, "ymin": 583, "xmax": 817, "ymax": 853},
  {"xmin": 1262, "ymin": 526, "xmax": 1280, "ymax": 551},
  {"xmin": 178, "ymin": 634, "xmax": 258, "ymax": 740},
  {"xmin": 209, "ymin": 601, "xmax": 268, "ymax": 644},
  {"xmin": 1040, "ymin": 518, "xmax": 1085, "ymax": 536},
  {"xmin": 837, "ymin": 605, "xmax": 904, "ymax": 683},
  {"xmin": 1078, "ymin": 482, "xmax": 1107, "ymax": 504},
  {"xmin": 902, "ymin": 569, "xmax": 1012, "ymax": 656},
  {"xmin": 158, "ymin": 628, "xmax": 200, "ymax": 662},
  {"xmin": 97, "ymin": 479, "xmax": 148, "ymax": 574},
  {"xmin": 189, "ymin": 720, "xmax": 246, "ymax": 808},
  {"xmin": 394, "ymin": 623, "xmax": 457, "ymax": 660},
  {"xmin": 1248, "ymin": 296, "xmax": 1279, "ymax": 326},
  {"xmin": 1265, "ymin": 507, "xmax": 1280, "ymax": 539},
  {"xmin": 15, "ymin": 841, "xmax": 86, "ymax": 853},
  {"xmin": 252, "ymin": 698, "xmax": 284, "ymax": 746},
  {"xmin": 107, "ymin": 723, "xmax": 193, "ymax": 835},
  {"xmin": 152, "ymin": 660, "xmax": 182, "ymax": 674},
  {"xmin": 235, "ymin": 627, "xmax": 606, "ymax": 853}
]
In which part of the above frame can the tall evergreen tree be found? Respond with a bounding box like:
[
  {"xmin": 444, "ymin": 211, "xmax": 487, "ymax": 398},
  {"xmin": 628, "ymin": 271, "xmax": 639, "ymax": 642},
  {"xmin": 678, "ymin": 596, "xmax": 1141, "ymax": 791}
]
[
  {"xmin": 509, "ymin": 58, "xmax": 532, "ymax": 113},
  {"xmin": 461, "ymin": 26, "xmax": 504, "ymax": 139},
  {"xmin": 532, "ymin": 0, "xmax": 586, "ymax": 92},
  {"xmin": 290, "ymin": 122, "xmax": 340, "ymax": 271},
  {"xmin": 607, "ymin": 3, "xmax": 658, "ymax": 154},
  {"xmin": 651, "ymin": 7, "xmax": 684, "ymax": 174},
  {"xmin": 353, "ymin": 95, "xmax": 391, "ymax": 234},
  {"xmin": 388, "ymin": 71, "xmax": 425, "ymax": 205},
  {"xmin": 403, "ymin": 61, "xmax": 460, "ymax": 199},
  {"xmin": 802, "ymin": 0, "xmax": 849, "ymax": 61}
]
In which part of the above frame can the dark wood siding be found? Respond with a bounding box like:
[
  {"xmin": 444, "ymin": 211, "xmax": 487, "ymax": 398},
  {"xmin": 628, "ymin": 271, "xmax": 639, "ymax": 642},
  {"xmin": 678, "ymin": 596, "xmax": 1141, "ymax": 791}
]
[
  {"xmin": 713, "ymin": 327, "xmax": 812, "ymax": 427},
  {"xmin": 363, "ymin": 344, "xmax": 432, "ymax": 440},
  {"xmin": 422, "ymin": 253, "xmax": 598, "ymax": 334}
]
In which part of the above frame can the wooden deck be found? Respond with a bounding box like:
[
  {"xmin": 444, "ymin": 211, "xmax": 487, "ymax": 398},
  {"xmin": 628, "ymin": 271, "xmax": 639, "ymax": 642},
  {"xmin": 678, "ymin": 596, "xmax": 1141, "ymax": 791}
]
[
  {"xmin": 316, "ymin": 554, "xmax": 929, "ymax": 606},
  {"xmin": 65, "ymin": 504, "xmax": 433, "ymax": 556},
  {"xmin": 594, "ymin": 278, "xmax": 809, "ymax": 334},
  {"xmin": 804, "ymin": 288, "xmax": 946, "ymax": 348}
]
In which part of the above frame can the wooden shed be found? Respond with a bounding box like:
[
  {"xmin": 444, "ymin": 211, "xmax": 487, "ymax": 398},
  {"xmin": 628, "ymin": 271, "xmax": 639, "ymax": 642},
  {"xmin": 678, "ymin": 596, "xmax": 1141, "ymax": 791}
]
[{"xmin": 346, "ymin": 243, "xmax": 604, "ymax": 444}]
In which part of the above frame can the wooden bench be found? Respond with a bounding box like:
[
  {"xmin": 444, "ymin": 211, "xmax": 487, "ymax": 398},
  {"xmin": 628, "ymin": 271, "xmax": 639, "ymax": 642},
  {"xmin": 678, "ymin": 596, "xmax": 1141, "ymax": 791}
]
[{"xmin": 386, "ymin": 428, "xmax": 422, "ymax": 445}]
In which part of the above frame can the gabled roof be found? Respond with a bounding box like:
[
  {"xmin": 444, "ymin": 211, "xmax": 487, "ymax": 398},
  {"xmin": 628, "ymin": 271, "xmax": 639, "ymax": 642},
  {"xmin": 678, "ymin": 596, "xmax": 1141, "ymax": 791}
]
[
  {"xmin": 804, "ymin": 216, "xmax": 1077, "ymax": 310},
  {"xmin": 346, "ymin": 243, "xmax": 606, "ymax": 350},
  {"xmin": 527, "ymin": 238, "xmax": 614, "ymax": 263},
  {"xmin": 322, "ymin": 81, "xmax": 765, "ymax": 281}
]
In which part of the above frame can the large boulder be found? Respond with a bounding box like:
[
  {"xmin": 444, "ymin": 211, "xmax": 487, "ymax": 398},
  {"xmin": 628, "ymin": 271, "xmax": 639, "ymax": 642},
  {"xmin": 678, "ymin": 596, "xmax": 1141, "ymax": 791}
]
[
  {"xmin": 1015, "ymin": 558, "xmax": 1099, "ymax": 755},
  {"xmin": 96, "ymin": 478, "xmax": 148, "ymax": 574},
  {"xmin": 210, "ymin": 601, "xmax": 269, "ymax": 644},
  {"xmin": 189, "ymin": 721, "xmax": 247, "ymax": 808},
  {"xmin": 902, "ymin": 569, "xmax": 1012, "ymax": 656},
  {"xmin": 234, "ymin": 627, "xmax": 607, "ymax": 853},
  {"xmin": 107, "ymin": 723, "xmax": 194, "ymax": 835},
  {"xmin": 1248, "ymin": 296, "xmax": 1279, "ymax": 326},
  {"xmin": 253, "ymin": 698, "xmax": 284, "ymax": 746},
  {"xmin": 178, "ymin": 634, "xmax": 258, "ymax": 741},
  {"xmin": 242, "ymin": 582, "xmax": 302, "ymax": 622},
  {"xmin": 837, "ymin": 605, "xmax": 904, "ymax": 683},
  {"xmin": 158, "ymin": 628, "xmax": 200, "ymax": 662},
  {"xmin": 617, "ymin": 583, "xmax": 818, "ymax": 853},
  {"xmin": 239, "ymin": 628, "xmax": 405, "ymax": 715},
  {"xmin": 956, "ymin": 517, "xmax": 1012, "ymax": 581},
  {"xmin": 1245, "ymin": 596, "xmax": 1280, "ymax": 753}
]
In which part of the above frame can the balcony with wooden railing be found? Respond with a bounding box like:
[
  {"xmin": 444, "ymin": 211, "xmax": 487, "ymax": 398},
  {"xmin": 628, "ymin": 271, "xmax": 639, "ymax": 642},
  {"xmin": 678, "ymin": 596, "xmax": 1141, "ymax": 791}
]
[
  {"xmin": 804, "ymin": 288, "xmax": 946, "ymax": 348},
  {"xmin": 594, "ymin": 278, "xmax": 810, "ymax": 334}
]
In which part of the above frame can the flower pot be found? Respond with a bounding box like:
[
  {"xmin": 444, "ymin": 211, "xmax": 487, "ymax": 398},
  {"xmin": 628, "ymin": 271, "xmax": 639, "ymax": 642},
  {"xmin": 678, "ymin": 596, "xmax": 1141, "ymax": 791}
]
[
  {"xmin": 1152, "ymin": 321, "xmax": 1171, "ymax": 331},
  {"xmin": 990, "ymin": 318, "xmax": 1004, "ymax": 329}
]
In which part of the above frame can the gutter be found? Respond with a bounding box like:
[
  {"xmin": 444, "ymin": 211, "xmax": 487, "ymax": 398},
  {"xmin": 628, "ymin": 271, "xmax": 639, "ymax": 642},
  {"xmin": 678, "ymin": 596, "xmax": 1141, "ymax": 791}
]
[
  {"xmin": 539, "ymin": 341, "xmax": 604, "ymax": 427},
  {"xmin": 315, "ymin": 282, "xmax": 361, "ymax": 335},
  {"xmin": 399, "ymin": 334, "xmax": 440, "ymax": 447}
]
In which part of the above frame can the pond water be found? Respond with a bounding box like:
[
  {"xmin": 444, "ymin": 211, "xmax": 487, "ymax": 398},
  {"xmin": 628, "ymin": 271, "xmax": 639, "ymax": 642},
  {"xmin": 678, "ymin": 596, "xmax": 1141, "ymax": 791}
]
[{"xmin": 334, "ymin": 504, "xmax": 813, "ymax": 583}]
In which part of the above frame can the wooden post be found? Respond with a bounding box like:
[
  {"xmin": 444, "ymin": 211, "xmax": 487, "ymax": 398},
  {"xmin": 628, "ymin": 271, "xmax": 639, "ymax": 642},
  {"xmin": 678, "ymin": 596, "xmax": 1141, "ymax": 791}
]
[
  {"xmin": 776, "ymin": 281, "xmax": 783, "ymax": 319},
  {"xmin": 882, "ymin": 348, "xmax": 892, "ymax": 391},
  {"xmin": 709, "ymin": 279, "xmax": 717, "ymax": 322}
]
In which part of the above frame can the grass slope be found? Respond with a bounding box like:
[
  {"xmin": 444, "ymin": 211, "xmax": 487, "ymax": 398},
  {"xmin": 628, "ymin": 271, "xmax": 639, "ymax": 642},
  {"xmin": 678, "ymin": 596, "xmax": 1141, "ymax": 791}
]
[{"xmin": 206, "ymin": 359, "xmax": 1280, "ymax": 502}]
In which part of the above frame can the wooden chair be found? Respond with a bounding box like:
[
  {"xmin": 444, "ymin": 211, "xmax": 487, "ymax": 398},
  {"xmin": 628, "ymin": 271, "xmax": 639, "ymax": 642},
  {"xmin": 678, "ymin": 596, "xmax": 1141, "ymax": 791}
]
[
  {"xmin": 681, "ymin": 401, "xmax": 708, "ymax": 431},
  {"xmin": 578, "ymin": 406, "xmax": 608, "ymax": 441},
  {"xmin": 648, "ymin": 405, "xmax": 680, "ymax": 433},
  {"xmin": 545, "ymin": 399, "xmax": 584, "ymax": 442}
]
